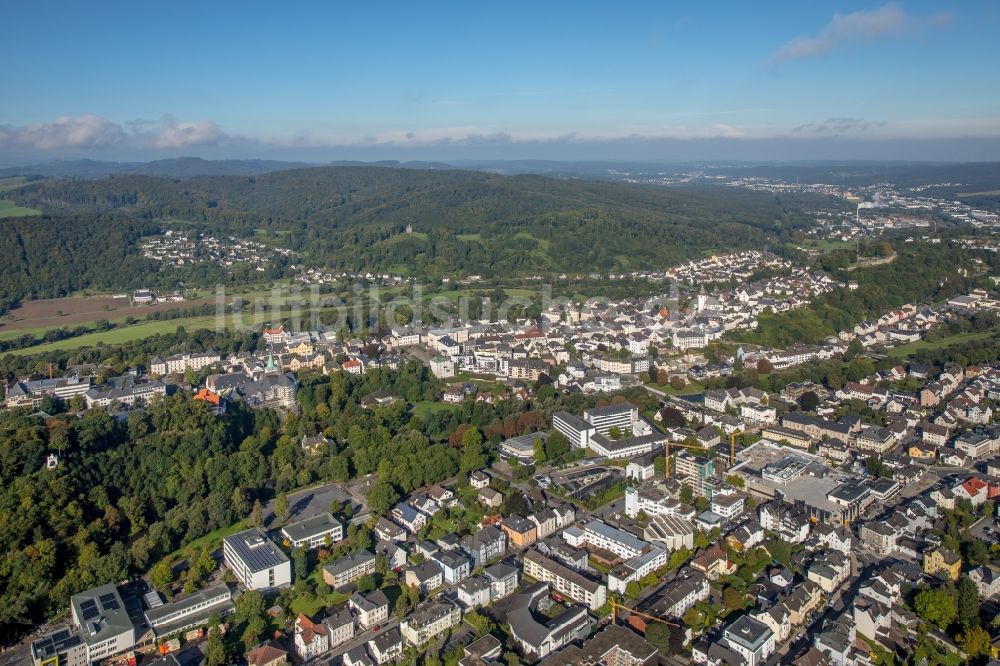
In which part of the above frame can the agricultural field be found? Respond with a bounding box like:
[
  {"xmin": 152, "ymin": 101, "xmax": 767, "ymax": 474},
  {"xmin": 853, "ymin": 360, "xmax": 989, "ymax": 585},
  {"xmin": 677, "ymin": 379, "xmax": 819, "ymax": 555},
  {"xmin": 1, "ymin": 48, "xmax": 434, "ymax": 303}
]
[{"xmin": 0, "ymin": 294, "xmax": 227, "ymax": 336}]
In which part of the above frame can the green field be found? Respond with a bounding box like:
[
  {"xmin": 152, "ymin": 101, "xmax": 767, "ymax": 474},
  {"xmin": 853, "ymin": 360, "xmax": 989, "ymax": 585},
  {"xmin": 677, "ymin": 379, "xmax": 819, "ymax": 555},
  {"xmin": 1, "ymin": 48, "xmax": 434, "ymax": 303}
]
[
  {"xmin": 887, "ymin": 329, "xmax": 1000, "ymax": 358},
  {"xmin": 4, "ymin": 316, "xmax": 224, "ymax": 356},
  {"xmin": 457, "ymin": 233, "xmax": 482, "ymax": 241},
  {"xmin": 0, "ymin": 200, "xmax": 41, "ymax": 218},
  {"xmin": 645, "ymin": 379, "xmax": 705, "ymax": 396},
  {"xmin": 412, "ymin": 401, "xmax": 462, "ymax": 419}
]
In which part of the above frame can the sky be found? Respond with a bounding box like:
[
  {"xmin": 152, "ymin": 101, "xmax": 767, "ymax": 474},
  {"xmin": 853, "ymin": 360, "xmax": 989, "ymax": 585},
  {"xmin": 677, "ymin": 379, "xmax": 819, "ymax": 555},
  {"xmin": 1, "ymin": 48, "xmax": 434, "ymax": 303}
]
[{"xmin": 1, "ymin": 1, "xmax": 999, "ymax": 163}]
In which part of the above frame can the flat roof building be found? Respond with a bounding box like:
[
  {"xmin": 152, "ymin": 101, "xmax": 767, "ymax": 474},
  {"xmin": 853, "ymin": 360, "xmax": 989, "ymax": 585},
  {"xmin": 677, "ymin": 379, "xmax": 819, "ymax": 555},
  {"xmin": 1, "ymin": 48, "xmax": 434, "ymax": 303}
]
[{"xmin": 223, "ymin": 528, "xmax": 292, "ymax": 591}]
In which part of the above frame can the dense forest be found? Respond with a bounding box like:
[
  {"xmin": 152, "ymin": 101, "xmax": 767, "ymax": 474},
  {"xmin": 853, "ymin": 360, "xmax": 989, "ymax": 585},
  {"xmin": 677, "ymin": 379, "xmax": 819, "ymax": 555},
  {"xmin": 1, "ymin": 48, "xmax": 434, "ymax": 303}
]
[{"xmin": 0, "ymin": 166, "xmax": 830, "ymax": 313}]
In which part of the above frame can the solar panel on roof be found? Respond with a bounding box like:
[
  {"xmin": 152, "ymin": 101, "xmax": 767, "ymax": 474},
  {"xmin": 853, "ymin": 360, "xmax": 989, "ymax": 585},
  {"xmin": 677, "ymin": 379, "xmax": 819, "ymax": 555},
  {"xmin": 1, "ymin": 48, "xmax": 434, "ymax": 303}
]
[
  {"xmin": 80, "ymin": 599, "xmax": 99, "ymax": 621},
  {"xmin": 99, "ymin": 592, "xmax": 119, "ymax": 611}
]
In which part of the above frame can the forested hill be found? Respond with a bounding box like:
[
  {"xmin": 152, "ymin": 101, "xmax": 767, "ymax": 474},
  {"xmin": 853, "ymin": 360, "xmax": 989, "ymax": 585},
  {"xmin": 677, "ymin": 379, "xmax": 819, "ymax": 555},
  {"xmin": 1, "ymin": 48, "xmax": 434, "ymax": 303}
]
[{"xmin": 0, "ymin": 167, "xmax": 826, "ymax": 307}]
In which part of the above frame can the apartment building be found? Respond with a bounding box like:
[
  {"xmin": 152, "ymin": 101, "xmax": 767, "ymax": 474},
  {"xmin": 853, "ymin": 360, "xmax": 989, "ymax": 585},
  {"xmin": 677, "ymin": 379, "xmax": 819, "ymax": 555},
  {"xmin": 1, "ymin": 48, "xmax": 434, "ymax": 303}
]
[{"xmin": 523, "ymin": 549, "xmax": 607, "ymax": 611}]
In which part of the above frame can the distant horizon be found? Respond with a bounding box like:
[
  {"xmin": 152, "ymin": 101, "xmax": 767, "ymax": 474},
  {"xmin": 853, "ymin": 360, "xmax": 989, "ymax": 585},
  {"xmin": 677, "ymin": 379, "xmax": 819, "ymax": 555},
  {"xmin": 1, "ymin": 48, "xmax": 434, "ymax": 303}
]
[{"xmin": 3, "ymin": 2, "xmax": 999, "ymax": 164}]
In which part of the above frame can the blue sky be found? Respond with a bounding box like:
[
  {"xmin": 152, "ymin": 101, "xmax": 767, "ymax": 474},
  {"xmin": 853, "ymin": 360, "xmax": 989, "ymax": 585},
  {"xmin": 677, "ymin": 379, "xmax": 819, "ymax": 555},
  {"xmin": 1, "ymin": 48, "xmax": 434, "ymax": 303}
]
[{"xmin": 2, "ymin": 1, "xmax": 999, "ymax": 162}]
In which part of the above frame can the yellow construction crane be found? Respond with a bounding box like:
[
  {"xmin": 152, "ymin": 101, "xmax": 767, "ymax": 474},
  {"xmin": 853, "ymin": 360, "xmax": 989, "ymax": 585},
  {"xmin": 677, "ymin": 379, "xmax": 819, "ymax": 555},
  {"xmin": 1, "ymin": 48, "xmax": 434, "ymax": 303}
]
[
  {"xmin": 663, "ymin": 439, "xmax": 710, "ymax": 480},
  {"xmin": 729, "ymin": 430, "xmax": 742, "ymax": 467},
  {"xmin": 664, "ymin": 430, "xmax": 742, "ymax": 480},
  {"xmin": 609, "ymin": 598, "xmax": 682, "ymax": 628}
]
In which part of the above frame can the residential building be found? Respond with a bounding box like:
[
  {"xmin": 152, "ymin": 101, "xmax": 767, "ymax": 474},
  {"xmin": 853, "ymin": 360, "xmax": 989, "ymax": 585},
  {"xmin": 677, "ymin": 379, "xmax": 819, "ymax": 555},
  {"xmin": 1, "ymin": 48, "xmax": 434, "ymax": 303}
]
[
  {"xmin": 507, "ymin": 587, "xmax": 591, "ymax": 661},
  {"xmin": 400, "ymin": 600, "xmax": 462, "ymax": 647},
  {"xmin": 523, "ymin": 549, "xmax": 607, "ymax": 611},
  {"xmin": 350, "ymin": 590, "xmax": 389, "ymax": 630},
  {"xmin": 322, "ymin": 550, "xmax": 376, "ymax": 588},
  {"xmin": 463, "ymin": 526, "xmax": 507, "ymax": 567},
  {"xmin": 293, "ymin": 614, "xmax": 330, "ymax": 661},
  {"xmin": 324, "ymin": 607, "xmax": 355, "ymax": 648},
  {"xmin": 485, "ymin": 562, "xmax": 519, "ymax": 600},
  {"xmin": 501, "ymin": 514, "xmax": 538, "ymax": 549},
  {"xmin": 404, "ymin": 561, "xmax": 444, "ymax": 594},
  {"xmin": 923, "ymin": 548, "xmax": 962, "ymax": 581},
  {"xmin": 368, "ymin": 627, "xmax": 403, "ymax": 664}
]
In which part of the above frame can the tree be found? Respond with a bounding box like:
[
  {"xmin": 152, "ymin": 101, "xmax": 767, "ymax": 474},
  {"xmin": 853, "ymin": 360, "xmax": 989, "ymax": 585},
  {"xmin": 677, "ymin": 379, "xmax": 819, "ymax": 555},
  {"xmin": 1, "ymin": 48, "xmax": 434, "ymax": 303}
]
[
  {"xmin": 544, "ymin": 431, "xmax": 570, "ymax": 461},
  {"xmin": 669, "ymin": 376, "xmax": 685, "ymax": 390},
  {"xmin": 293, "ymin": 547, "xmax": 309, "ymax": 580},
  {"xmin": 958, "ymin": 625, "xmax": 991, "ymax": 659},
  {"xmin": 914, "ymin": 586, "xmax": 956, "ymax": 629},
  {"xmin": 460, "ymin": 427, "xmax": 487, "ymax": 472},
  {"xmin": 679, "ymin": 484, "xmax": 694, "ymax": 506},
  {"xmin": 798, "ymin": 391, "xmax": 820, "ymax": 412},
  {"xmin": 275, "ymin": 492, "xmax": 291, "ymax": 521},
  {"xmin": 764, "ymin": 538, "xmax": 793, "ymax": 567},
  {"xmin": 149, "ymin": 561, "xmax": 174, "ymax": 590},
  {"xmin": 533, "ymin": 437, "xmax": 546, "ymax": 463},
  {"xmin": 645, "ymin": 623, "xmax": 671, "ymax": 652},
  {"xmin": 355, "ymin": 574, "xmax": 377, "ymax": 594},
  {"xmin": 956, "ymin": 575, "xmax": 981, "ymax": 628},
  {"xmin": 204, "ymin": 624, "xmax": 228, "ymax": 666},
  {"xmin": 242, "ymin": 615, "xmax": 266, "ymax": 650},
  {"xmin": 234, "ymin": 590, "xmax": 266, "ymax": 625},
  {"xmin": 756, "ymin": 359, "xmax": 774, "ymax": 374},
  {"xmin": 722, "ymin": 586, "xmax": 746, "ymax": 613},
  {"xmin": 249, "ymin": 499, "xmax": 264, "ymax": 528},
  {"xmin": 625, "ymin": 581, "xmax": 642, "ymax": 599},
  {"xmin": 366, "ymin": 481, "xmax": 400, "ymax": 516}
]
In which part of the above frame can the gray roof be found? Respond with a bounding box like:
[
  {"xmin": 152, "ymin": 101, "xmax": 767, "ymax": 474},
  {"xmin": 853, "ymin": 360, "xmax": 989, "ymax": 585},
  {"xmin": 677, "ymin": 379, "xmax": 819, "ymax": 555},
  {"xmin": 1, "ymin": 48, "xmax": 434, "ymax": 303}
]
[
  {"xmin": 145, "ymin": 582, "xmax": 232, "ymax": 626},
  {"xmin": 370, "ymin": 626, "xmax": 402, "ymax": 652},
  {"xmin": 281, "ymin": 512, "xmax": 342, "ymax": 542},
  {"xmin": 70, "ymin": 583, "xmax": 134, "ymax": 647},
  {"xmin": 325, "ymin": 550, "xmax": 375, "ymax": 577},
  {"xmin": 351, "ymin": 589, "xmax": 389, "ymax": 612},
  {"xmin": 484, "ymin": 562, "xmax": 518, "ymax": 582},
  {"xmin": 224, "ymin": 528, "xmax": 289, "ymax": 573},
  {"xmin": 724, "ymin": 615, "xmax": 772, "ymax": 651}
]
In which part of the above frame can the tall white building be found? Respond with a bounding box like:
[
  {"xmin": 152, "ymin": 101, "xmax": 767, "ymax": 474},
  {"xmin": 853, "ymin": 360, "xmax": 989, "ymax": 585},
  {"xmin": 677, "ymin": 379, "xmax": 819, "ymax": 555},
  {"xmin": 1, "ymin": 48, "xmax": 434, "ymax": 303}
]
[{"xmin": 223, "ymin": 528, "xmax": 292, "ymax": 591}]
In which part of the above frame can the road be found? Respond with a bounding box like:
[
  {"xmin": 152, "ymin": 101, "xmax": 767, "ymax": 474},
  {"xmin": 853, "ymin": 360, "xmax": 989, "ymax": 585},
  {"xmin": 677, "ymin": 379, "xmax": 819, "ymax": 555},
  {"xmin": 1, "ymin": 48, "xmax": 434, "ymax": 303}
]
[{"xmin": 766, "ymin": 553, "xmax": 866, "ymax": 666}]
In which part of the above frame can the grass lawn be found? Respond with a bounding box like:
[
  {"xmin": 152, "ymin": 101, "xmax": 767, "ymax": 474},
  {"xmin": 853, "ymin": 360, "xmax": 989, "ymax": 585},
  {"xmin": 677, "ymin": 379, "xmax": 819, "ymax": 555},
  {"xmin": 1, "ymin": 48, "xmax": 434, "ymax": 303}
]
[
  {"xmin": 5, "ymin": 315, "xmax": 223, "ymax": 355},
  {"xmin": 412, "ymin": 401, "xmax": 462, "ymax": 419},
  {"xmin": 290, "ymin": 587, "xmax": 350, "ymax": 616},
  {"xmin": 158, "ymin": 520, "xmax": 248, "ymax": 570},
  {"xmin": 645, "ymin": 379, "xmax": 705, "ymax": 396},
  {"xmin": 887, "ymin": 329, "xmax": 1000, "ymax": 358},
  {"xmin": 0, "ymin": 199, "xmax": 41, "ymax": 217}
]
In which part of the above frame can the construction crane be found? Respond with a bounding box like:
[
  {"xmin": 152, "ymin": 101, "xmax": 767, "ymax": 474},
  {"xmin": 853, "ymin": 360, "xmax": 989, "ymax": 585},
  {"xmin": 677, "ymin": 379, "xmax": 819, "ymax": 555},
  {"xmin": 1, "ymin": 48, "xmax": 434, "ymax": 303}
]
[
  {"xmin": 663, "ymin": 439, "xmax": 710, "ymax": 480},
  {"xmin": 609, "ymin": 598, "xmax": 682, "ymax": 628},
  {"xmin": 729, "ymin": 430, "xmax": 742, "ymax": 467},
  {"xmin": 664, "ymin": 430, "xmax": 742, "ymax": 480}
]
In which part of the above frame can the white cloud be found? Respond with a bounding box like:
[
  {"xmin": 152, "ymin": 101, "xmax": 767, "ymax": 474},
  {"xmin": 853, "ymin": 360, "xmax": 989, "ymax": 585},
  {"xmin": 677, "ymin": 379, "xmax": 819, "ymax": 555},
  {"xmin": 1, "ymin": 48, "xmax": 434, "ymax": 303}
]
[
  {"xmin": 772, "ymin": 3, "xmax": 951, "ymax": 63},
  {"xmin": 152, "ymin": 118, "xmax": 227, "ymax": 148},
  {"xmin": 0, "ymin": 114, "xmax": 126, "ymax": 150}
]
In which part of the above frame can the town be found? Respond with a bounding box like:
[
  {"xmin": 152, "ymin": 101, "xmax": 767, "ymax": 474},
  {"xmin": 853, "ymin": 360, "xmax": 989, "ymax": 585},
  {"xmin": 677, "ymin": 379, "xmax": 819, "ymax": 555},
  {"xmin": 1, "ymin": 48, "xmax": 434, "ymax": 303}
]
[{"xmin": 5, "ymin": 238, "xmax": 1000, "ymax": 666}]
